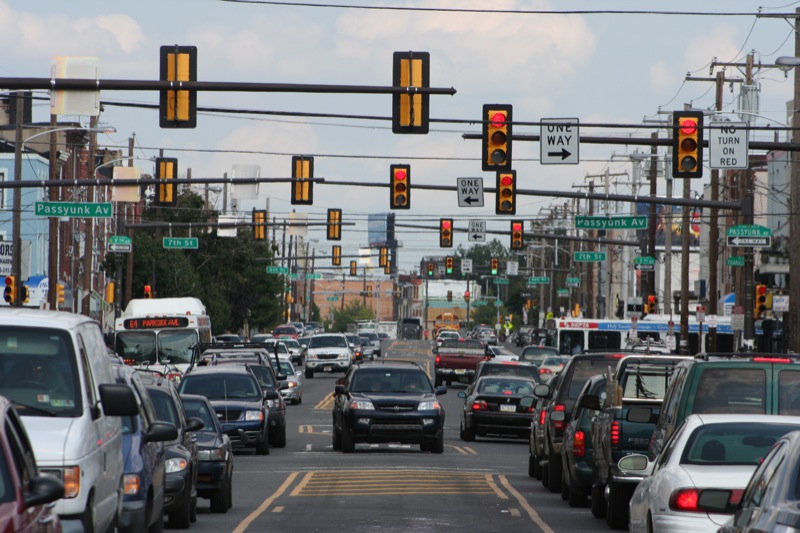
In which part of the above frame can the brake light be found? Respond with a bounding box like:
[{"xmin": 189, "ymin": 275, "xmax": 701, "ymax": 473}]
[
  {"xmin": 167, "ymin": 372, "xmax": 182, "ymax": 384},
  {"xmin": 553, "ymin": 404, "xmax": 566, "ymax": 431},
  {"xmin": 573, "ymin": 430, "xmax": 586, "ymax": 458},
  {"xmin": 752, "ymin": 357, "xmax": 791, "ymax": 363},
  {"xmin": 539, "ymin": 410, "xmax": 546, "ymax": 425},
  {"xmin": 669, "ymin": 488, "xmax": 699, "ymax": 511},
  {"xmin": 610, "ymin": 421, "xmax": 621, "ymax": 447},
  {"xmin": 472, "ymin": 400, "xmax": 488, "ymax": 411},
  {"xmin": 539, "ymin": 368, "xmax": 552, "ymax": 374},
  {"xmin": 435, "ymin": 355, "xmax": 441, "ymax": 365},
  {"xmin": 608, "ymin": 353, "xmax": 627, "ymax": 359}
]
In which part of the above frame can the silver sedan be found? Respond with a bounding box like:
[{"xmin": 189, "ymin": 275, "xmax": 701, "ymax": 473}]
[{"xmin": 276, "ymin": 360, "xmax": 303, "ymax": 405}]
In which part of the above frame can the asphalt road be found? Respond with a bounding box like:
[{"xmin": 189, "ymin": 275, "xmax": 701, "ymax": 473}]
[{"xmin": 184, "ymin": 339, "xmax": 611, "ymax": 533}]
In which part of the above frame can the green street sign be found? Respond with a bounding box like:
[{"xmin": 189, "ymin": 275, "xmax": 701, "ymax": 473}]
[
  {"xmin": 326, "ymin": 296, "xmax": 339, "ymax": 301},
  {"xmin": 726, "ymin": 256, "xmax": 745, "ymax": 267},
  {"xmin": 35, "ymin": 201, "xmax": 113, "ymax": 218},
  {"xmin": 575, "ymin": 215, "xmax": 647, "ymax": 230},
  {"xmin": 289, "ymin": 273, "xmax": 299, "ymax": 280},
  {"xmin": 574, "ymin": 251, "xmax": 607, "ymax": 262},
  {"xmin": 266, "ymin": 266, "xmax": 289, "ymax": 274},
  {"xmin": 493, "ymin": 278, "xmax": 510, "ymax": 285},
  {"xmin": 109, "ymin": 235, "xmax": 132, "ymax": 246},
  {"xmin": 566, "ymin": 276, "xmax": 581, "ymax": 287},
  {"xmin": 557, "ymin": 289, "xmax": 570, "ymax": 297},
  {"xmin": 108, "ymin": 235, "xmax": 133, "ymax": 253},
  {"xmin": 727, "ymin": 224, "xmax": 771, "ymax": 238},
  {"xmin": 527, "ymin": 276, "xmax": 550, "ymax": 285},
  {"xmin": 162, "ymin": 237, "xmax": 198, "ymax": 250},
  {"xmin": 306, "ymin": 273, "xmax": 322, "ymax": 280},
  {"xmin": 633, "ymin": 256, "xmax": 656, "ymax": 265}
]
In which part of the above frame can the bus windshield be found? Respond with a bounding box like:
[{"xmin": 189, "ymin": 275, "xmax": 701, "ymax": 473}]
[{"xmin": 116, "ymin": 329, "xmax": 196, "ymax": 366}]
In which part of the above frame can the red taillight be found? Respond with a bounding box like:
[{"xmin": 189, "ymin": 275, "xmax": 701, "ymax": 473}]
[
  {"xmin": 753, "ymin": 357, "xmax": 791, "ymax": 363},
  {"xmin": 573, "ymin": 430, "xmax": 586, "ymax": 458},
  {"xmin": 539, "ymin": 410, "xmax": 547, "ymax": 425},
  {"xmin": 539, "ymin": 368, "xmax": 552, "ymax": 374},
  {"xmin": 435, "ymin": 355, "xmax": 441, "ymax": 365},
  {"xmin": 669, "ymin": 488, "xmax": 699, "ymax": 511},
  {"xmin": 167, "ymin": 373, "xmax": 182, "ymax": 383},
  {"xmin": 610, "ymin": 421, "xmax": 621, "ymax": 447},
  {"xmin": 472, "ymin": 400, "xmax": 488, "ymax": 411},
  {"xmin": 553, "ymin": 404, "xmax": 566, "ymax": 431}
]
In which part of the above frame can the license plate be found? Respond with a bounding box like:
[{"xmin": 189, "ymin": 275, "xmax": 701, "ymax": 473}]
[
  {"xmin": 500, "ymin": 404, "xmax": 516, "ymax": 413},
  {"xmin": 455, "ymin": 369, "xmax": 466, "ymax": 374},
  {"xmin": 324, "ymin": 366, "xmax": 333, "ymax": 372}
]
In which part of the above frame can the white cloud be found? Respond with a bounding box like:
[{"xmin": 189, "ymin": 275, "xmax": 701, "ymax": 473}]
[{"xmin": 649, "ymin": 61, "xmax": 673, "ymax": 94}]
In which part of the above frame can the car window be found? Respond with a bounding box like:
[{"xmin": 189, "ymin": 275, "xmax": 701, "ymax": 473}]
[
  {"xmin": 274, "ymin": 326, "xmax": 297, "ymax": 336},
  {"xmin": 248, "ymin": 366, "xmax": 276, "ymax": 388},
  {"xmin": 278, "ymin": 362, "xmax": 295, "ymax": 376},
  {"xmin": 309, "ymin": 336, "xmax": 347, "ymax": 349},
  {"xmin": 680, "ymin": 422, "xmax": 795, "ymax": 466},
  {"xmin": 148, "ymin": 389, "xmax": 180, "ymax": 426},
  {"xmin": 180, "ymin": 374, "xmax": 261, "ymax": 399},
  {"xmin": 181, "ymin": 398, "xmax": 217, "ymax": 432},
  {"xmin": 440, "ymin": 339, "xmax": 482, "ymax": 350},
  {"xmin": 778, "ymin": 369, "xmax": 800, "ymax": 415},
  {"xmin": 478, "ymin": 378, "xmax": 533, "ymax": 395},
  {"xmin": 691, "ymin": 368, "xmax": 767, "ymax": 414},
  {"xmin": 350, "ymin": 369, "xmax": 432, "ymax": 393}
]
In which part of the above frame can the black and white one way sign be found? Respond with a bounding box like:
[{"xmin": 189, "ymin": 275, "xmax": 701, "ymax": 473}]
[
  {"xmin": 457, "ymin": 178, "xmax": 484, "ymax": 207},
  {"xmin": 541, "ymin": 118, "xmax": 579, "ymax": 165}
]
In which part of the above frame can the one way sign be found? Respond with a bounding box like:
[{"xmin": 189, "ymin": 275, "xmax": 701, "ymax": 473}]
[
  {"xmin": 457, "ymin": 178, "xmax": 484, "ymax": 207},
  {"xmin": 541, "ymin": 118, "xmax": 579, "ymax": 165}
]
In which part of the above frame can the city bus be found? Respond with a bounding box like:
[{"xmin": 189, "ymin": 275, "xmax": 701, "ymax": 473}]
[{"xmin": 114, "ymin": 297, "xmax": 212, "ymax": 380}]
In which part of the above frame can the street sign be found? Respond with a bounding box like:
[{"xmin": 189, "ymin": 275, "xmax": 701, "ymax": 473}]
[
  {"xmin": 163, "ymin": 237, "xmax": 198, "ymax": 250},
  {"xmin": 506, "ymin": 261, "xmax": 518, "ymax": 276},
  {"xmin": 468, "ymin": 220, "xmax": 486, "ymax": 242},
  {"xmin": 528, "ymin": 276, "xmax": 550, "ymax": 285},
  {"xmin": 726, "ymin": 225, "xmax": 771, "ymax": 248},
  {"xmin": 731, "ymin": 305, "xmax": 744, "ymax": 331},
  {"xmin": 574, "ymin": 251, "xmax": 606, "ymax": 262},
  {"xmin": 540, "ymin": 118, "xmax": 579, "ymax": 164},
  {"xmin": 709, "ymin": 121, "xmax": 748, "ymax": 169},
  {"xmin": 575, "ymin": 216, "xmax": 647, "ymax": 230},
  {"xmin": 557, "ymin": 289, "xmax": 569, "ymax": 297},
  {"xmin": 35, "ymin": 201, "xmax": 113, "ymax": 218},
  {"xmin": 774, "ymin": 295, "xmax": 789, "ymax": 312},
  {"xmin": 457, "ymin": 178, "xmax": 484, "ymax": 207},
  {"xmin": 326, "ymin": 296, "xmax": 339, "ymax": 301},
  {"xmin": 107, "ymin": 235, "xmax": 132, "ymax": 253},
  {"xmin": 461, "ymin": 258, "xmax": 473, "ymax": 274},
  {"xmin": 634, "ymin": 256, "xmax": 656, "ymax": 272},
  {"xmin": 289, "ymin": 273, "xmax": 299, "ymax": 280},
  {"xmin": 305, "ymin": 273, "xmax": 322, "ymax": 280},
  {"xmin": 493, "ymin": 278, "xmax": 509, "ymax": 285},
  {"xmin": 266, "ymin": 266, "xmax": 289, "ymax": 274},
  {"xmin": 566, "ymin": 276, "xmax": 580, "ymax": 287},
  {"xmin": 696, "ymin": 305, "xmax": 706, "ymax": 322},
  {"xmin": 726, "ymin": 256, "xmax": 745, "ymax": 267}
]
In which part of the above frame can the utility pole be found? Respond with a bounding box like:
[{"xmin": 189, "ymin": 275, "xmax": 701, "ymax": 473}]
[
  {"xmin": 81, "ymin": 115, "xmax": 98, "ymax": 316},
  {"xmin": 789, "ymin": 6, "xmax": 800, "ymax": 353},
  {"xmin": 11, "ymin": 94, "xmax": 23, "ymax": 308}
]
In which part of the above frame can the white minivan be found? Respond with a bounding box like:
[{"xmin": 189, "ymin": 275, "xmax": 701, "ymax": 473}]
[{"xmin": 0, "ymin": 309, "xmax": 138, "ymax": 533}]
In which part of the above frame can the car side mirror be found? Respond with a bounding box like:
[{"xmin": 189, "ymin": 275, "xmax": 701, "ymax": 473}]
[
  {"xmin": 519, "ymin": 396, "xmax": 535, "ymax": 409},
  {"xmin": 265, "ymin": 390, "xmax": 280, "ymax": 400},
  {"xmin": 550, "ymin": 410, "xmax": 565, "ymax": 422},
  {"xmin": 24, "ymin": 475, "xmax": 65, "ymax": 509},
  {"xmin": 435, "ymin": 386, "xmax": 447, "ymax": 396},
  {"xmin": 334, "ymin": 384, "xmax": 348, "ymax": 396},
  {"xmin": 185, "ymin": 417, "xmax": 204, "ymax": 433},
  {"xmin": 533, "ymin": 383, "xmax": 551, "ymax": 399},
  {"xmin": 144, "ymin": 422, "xmax": 179, "ymax": 442},
  {"xmin": 577, "ymin": 394, "xmax": 602, "ymax": 412},
  {"xmin": 278, "ymin": 380, "xmax": 290, "ymax": 390},
  {"xmin": 617, "ymin": 454, "xmax": 650, "ymax": 472},
  {"xmin": 457, "ymin": 391, "xmax": 466, "ymax": 398}
]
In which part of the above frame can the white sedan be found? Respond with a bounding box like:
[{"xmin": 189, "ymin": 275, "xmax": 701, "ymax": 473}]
[
  {"xmin": 436, "ymin": 330, "xmax": 461, "ymax": 347},
  {"xmin": 623, "ymin": 414, "xmax": 800, "ymax": 533}
]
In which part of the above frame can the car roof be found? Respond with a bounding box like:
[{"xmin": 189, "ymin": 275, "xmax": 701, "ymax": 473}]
[
  {"xmin": 0, "ymin": 308, "xmax": 97, "ymax": 329},
  {"xmin": 353, "ymin": 361, "xmax": 423, "ymax": 371},
  {"xmin": 181, "ymin": 365, "xmax": 254, "ymax": 377},
  {"xmin": 475, "ymin": 374, "xmax": 537, "ymax": 383}
]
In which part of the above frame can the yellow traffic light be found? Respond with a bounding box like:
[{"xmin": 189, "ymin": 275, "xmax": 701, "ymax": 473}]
[
  {"xmin": 496, "ymin": 171, "xmax": 516, "ymax": 215},
  {"xmin": 327, "ymin": 208, "xmax": 342, "ymax": 241},
  {"xmin": 350, "ymin": 260, "xmax": 357, "ymax": 276},
  {"xmin": 105, "ymin": 282, "xmax": 115, "ymax": 304},
  {"xmin": 755, "ymin": 284, "xmax": 767, "ymax": 317},
  {"xmin": 332, "ymin": 245, "xmax": 341, "ymax": 266},
  {"xmin": 439, "ymin": 218, "xmax": 453, "ymax": 248},
  {"xmin": 392, "ymin": 51, "xmax": 430, "ymax": 134},
  {"xmin": 291, "ymin": 156, "xmax": 314, "ymax": 205},
  {"xmin": 384, "ymin": 260, "xmax": 391, "ymax": 275},
  {"xmin": 445, "ymin": 256, "xmax": 454, "ymax": 274},
  {"xmin": 3, "ymin": 276, "xmax": 14, "ymax": 304},
  {"xmin": 510, "ymin": 220, "xmax": 523, "ymax": 250},
  {"xmin": 21, "ymin": 285, "xmax": 28, "ymax": 304},
  {"xmin": 159, "ymin": 45, "xmax": 197, "ymax": 128},
  {"xmin": 379, "ymin": 247, "xmax": 388, "ymax": 268},
  {"xmin": 57, "ymin": 283, "xmax": 65, "ymax": 304},
  {"xmin": 252, "ymin": 209, "xmax": 267, "ymax": 241},
  {"xmin": 490, "ymin": 258, "xmax": 499, "ymax": 275},
  {"xmin": 390, "ymin": 164, "xmax": 411, "ymax": 209},
  {"xmin": 482, "ymin": 104, "xmax": 512, "ymax": 171},
  {"xmin": 672, "ymin": 111, "xmax": 703, "ymax": 178},
  {"xmin": 156, "ymin": 157, "xmax": 178, "ymax": 205}
]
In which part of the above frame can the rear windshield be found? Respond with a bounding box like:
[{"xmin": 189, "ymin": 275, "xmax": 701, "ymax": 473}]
[
  {"xmin": 179, "ymin": 374, "xmax": 262, "ymax": 399},
  {"xmin": 479, "ymin": 364, "xmax": 540, "ymax": 382},
  {"xmin": 563, "ymin": 357, "xmax": 620, "ymax": 400},
  {"xmin": 478, "ymin": 378, "xmax": 535, "ymax": 396},
  {"xmin": 690, "ymin": 368, "xmax": 767, "ymax": 415},
  {"xmin": 274, "ymin": 327, "xmax": 297, "ymax": 335},
  {"xmin": 519, "ymin": 346, "xmax": 558, "ymax": 365},
  {"xmin": 440, "ymin": 339, "xmax": 483, "ymax": 350},
  {"xmin": 681, "ymin": 422, "xmax": 796, "ymax": 465}
]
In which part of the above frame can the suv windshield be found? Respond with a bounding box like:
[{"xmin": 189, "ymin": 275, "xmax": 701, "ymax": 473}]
[
  {"xmin": 274, "ymin": 326, "xmax": 297, "ymax": 336},
  {"xmin": 309, "ymin": 336, "xmax": 348, "ymax": 349},
  {"xmin": 180, "ymin": 374, "xmax": 262, "ymax": 399},
  {"xmin": 350, "ymin": 369, "xmax": 432, "ymax": 394}
]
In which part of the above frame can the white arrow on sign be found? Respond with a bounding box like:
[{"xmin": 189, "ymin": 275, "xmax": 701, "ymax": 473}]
[
  {"xmin": 468, "ymin": 220, "xmax": 486, "ymax": 242},
  {"xmin": 457, "ymin": 178, "xmax": 484, "ymax": 207},
  {"xmin": 727, "ymin": 236, "xmax": 771, "ymax": 247}
]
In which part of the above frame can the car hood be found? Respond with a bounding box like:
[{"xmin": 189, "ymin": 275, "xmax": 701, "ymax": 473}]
[
  {"xmin": 20, "ymin": 417, "xmax": 74, "ymax": 463},
  {"xmin": 350, "ymin": 391, "xmax": 437, "ymax": 408},
  {"xmin": 193, "ymin": 430, "xmax": 224, "ymax": 450},
  {"xmin": 209, "ymin": 399, "xmax": 265, "ymax": 411},
  {"xmin": 308, "ymin": 347, "xmax": 350, "ymax": 354}
]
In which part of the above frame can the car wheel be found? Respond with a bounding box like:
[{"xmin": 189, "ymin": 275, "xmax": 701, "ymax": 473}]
[
  {"xmin": 305, "ymin": 368, "xmax": 314, "ymax": 379},
  {"xmin": 561, "ymin": 466, "xmax": 569, "ymax": 501},
  {"xmin": 190, "ymin": 496, "xmax": 197, "ymax": 522},
  {"xmin": 591, "ymin": 483, "xmax": 607, "ymax": 519},
  {"xmin": 168, "ymin": 493, "xmax": 192, "ymax": 529},
  {"xmin": 460, "ymin": 420, "xmax": 475, "ymax": 442},
  {"xmin": 79, "ymin": 494, "xmax": 95, "ymax": 533},
  {"xmin": 541, "ymin": 458, "xmax": 550, "ymax": 489},
  {"xmin": 270, "ymin": 425, "xmax": 287, "ymax": 448},
  {"xmin": 341, "ymin": 427, "xmax": 356, "ymax": 453},
  {"xmin": 227, "ymin": 471, "xmax": 233, "ymax": 509},
  {"xmin": 528, "ymin": 452, "xmax": 537, "ymax": 478},
  {"xmin": 548, "ymin": 454, "xmax": 563, "ymax": 493},
  {"xmin": 430, "ymin": 432, "xmax": 444, "ymax": 454},
  {"xmin": 255, "ymin": 435, "xmax": 270, "ymax": 455},
  {"xmin": 567, "ymin": 471, "xmax": 588, "ymax": 508},
  {"xmin": 148, "ymin": 505, "xmax": 164, "ymax": 533},
  {"xmin": 606, "ymin": 481, "xmax": 631, "ymax": 530},
  {"xmin": 210, "ymin": 476, "xmax": 230, "ymax": 513}
]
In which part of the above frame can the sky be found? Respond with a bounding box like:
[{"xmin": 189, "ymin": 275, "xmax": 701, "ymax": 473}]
[{"xmin": 1, "ymin": 0, "xmax": 797, "ymax": 273}]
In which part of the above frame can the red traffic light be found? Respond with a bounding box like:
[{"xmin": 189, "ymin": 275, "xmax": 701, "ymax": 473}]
[
  {"xmin": 679, "ymin": 118, "xmax": 697, "ymax": 135},
  {"xmin": 512, "ymin": 222, "xmax": 522, "ymax": 232},
  {"xmin": 442, "ymin": 220, "xmax": 451, "ymax": 229},
  {"xmin": 394, "ymin": 169, "xmax": 406, "ymax": 181},
  {"xmin": 757, "ymin": 285, "xmax": 767, "ymax": 295},
  {"xmin": 4, "ymin": 276, "xmax": 11, "ymax": 286},
  {"xmin": 648, "ymin": 295, "xmax": 655, "ymax": 304},
  {"xmin": 465, "ymin": 290, "xmax": 470, "ymax": 298}
]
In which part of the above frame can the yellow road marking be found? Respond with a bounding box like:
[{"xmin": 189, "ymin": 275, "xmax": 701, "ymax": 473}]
[
  {"xmin": 314, "ymin": 392, "xmax": 335, "ymax": 410},
  {"xmin": 232, "ymin": 472, "xmax": 299, "ymax": 533},
  {"xmin": 510, "ymin": 508, "xmax": 521, "ymax": 517},
  {"xmin": 272, "ymin": 506, "xmax": 284, "ymax": 513},
  {"xmin": 291, "ymin": 470, "xmax": 496, "ymax": 497},
  {"xmin": 498, "ymin": 474, "xmax": 555, "ymax": 533}
]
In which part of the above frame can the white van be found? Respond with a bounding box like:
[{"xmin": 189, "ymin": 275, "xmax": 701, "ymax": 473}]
[{"xmin": 0, "ymin": 309, "xmax": 138, "ymax": 533}]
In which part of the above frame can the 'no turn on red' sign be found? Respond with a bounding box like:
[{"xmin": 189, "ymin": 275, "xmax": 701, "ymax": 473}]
[{"xmin": 709, "ymin": 121, "xmax": 748, "ymax": 169}]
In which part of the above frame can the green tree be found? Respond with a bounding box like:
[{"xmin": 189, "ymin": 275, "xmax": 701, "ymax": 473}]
[{"xmin": 331, "ymin": 301, "xmax": 374, "ymax": 332}]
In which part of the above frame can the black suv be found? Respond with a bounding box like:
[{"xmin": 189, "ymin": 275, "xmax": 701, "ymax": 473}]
[
  {"xmin": 140, "ymin": 374, "xmax": 203, "ymax": 529},
  {"xmin": 332, "ymin": 361, "xmax": 447, "ymax": 453}
]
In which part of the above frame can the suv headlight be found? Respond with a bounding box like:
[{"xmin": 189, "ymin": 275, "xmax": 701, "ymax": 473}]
[
  {"xmin": 349, "ymin": 400, "xmax": 375, "ymax": 410},
  {"xmin": 245, "ymin": 410, "xmax": 265, "ymax": 421},
  {"xmin": 198, "ymin": 448, "xmax": 228, "ymax": 461},
  {"xmin": 166, "ymin": 458, "xmax": 188, "ymax": 473},
  {"xmin": 418, "ymin": 401, "xmax": 440, "ymax": 411}
]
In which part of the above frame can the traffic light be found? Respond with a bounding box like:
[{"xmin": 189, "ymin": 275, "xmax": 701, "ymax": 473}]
[
  {"xmin": 384, "ymin": 260, "xmax": 391, "ymax": 275},
  {"xmin": 439, "ymin": 218, "xmax": 453, "ymax": 248},
  {"xmin": 427, "ymin": 262, "xmax": 434, "ymax": 277},
  {"xmin": 496, "ymin": 171, "xmax": 516, "ymax": 215},
  {"xmin": 327, "ymin": 208, "xmax": 342, "ymax": 241},
  {"xmin": 105, "ymin": 282, "xmax": 115, "ymax": 304},
  {"xmin": 332, "ymin": 245, "xmax": 341, "ymax": 266},
  {"xmin": 755, "ymin": 284, "xmax": 767, "ymax": 317},
  {"xmin": 464, "ymin": 290, "xmax": 471, "ymax": 303},
  {"xmin": 3, "ymin": 276, "xmax": 14, "ymax": 304},
  {"xmin": 379, "ymin": 247, "xmax": 388, "ymax": 267},
  {"xmin": 159, "ymin": 45, "xmax": 197, "ymax": 128},
  {"xmin": 291, "ymin": 156, "xmax": 314, "ymax": 205},
  {"xmin": 482, "ymin": 104, "xmax": 512, "ymax": 171},
  {"xmin": 350, "ymin": 260, "xmax": 358, "ymax": 276},
  {"xmin": 510, "ymin": 220, "xmax": 523, "ymax": 250},
  {"xmin": 155, "ymin": 157, "xmax": 178, "ymax": 205},
  {"xmin": 648, "ymin": 294, "xmax": 656, "ymax": 315},
  {"xmin": 21, "ymin": 285, "xmax": 28, "ymax": 304},
  {"xmin": 390, "ymin": 164, "xmax": 411, "ymax": 209},
  {"xmin": 447, "ymin": 290, "xmax": 453, "ymax": 302},
  {"xmin": 56, "ymin": 283, "xmax": 65, "ymax": 304},
  {"xmin": 445, "ymin": 256, "xmax": 454, "ymax": 275},
  {"xmin": 252, "ymin": 209, "xmax": 267, "ymax": 241},
  {"xmin": 144, "ymin": 285, "xmax": 153, "ymax": 299},
  {"xmin": 392, "ymin": 51, "xmax": 430, "ymax": 134},
  {"xmin": 672, "ymin": 110, "xmax": 704, "ymax": 178},
  {"xmin": 490, "ymin": 257, "xmax": 499, "ymax": 275}
]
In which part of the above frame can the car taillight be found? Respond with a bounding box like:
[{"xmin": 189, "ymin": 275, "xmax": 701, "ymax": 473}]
[
  {"xmin": 539, "ymin": 410, "xmax": 547, "ymax": 425},
  {"xmin": 753, "ymin": 357, "xmax": 791, "ymax": 363},
  {"xmin": 553, "ymin": 404, "xmax": 566, "ymax": 431},
  {"xmin": 669, "ymin": 488, "xmax": 699, "ymax": 511},
  {"xmin": 472, "ymin": 400, "xmax": 488, "ymax": 411},
  {"xmin": 573, "ymin": 430, "xmax": 586, "ymax": 458},
  {"xmin": 435, "ymin": 355, "xmax": 440, "ymax": 365},
  {"xmin": 610, "ymin": 421, "xmax": 621, "ymax": 447},
  {"xmin": 539, "ymin": 368, "xmax": 552, "ymax": 374}
]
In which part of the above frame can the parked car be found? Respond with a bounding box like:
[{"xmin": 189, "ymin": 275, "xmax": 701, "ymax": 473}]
[
  {"xmin": 180, "ymin": 394, "xmax": 234, "ymax": 514},
  {"xmin": 140, "ymin": 373, "xmax": 203, "ymax": 529},
  {"xmin": 113, "ymin": 364, "xmax": 178, "ymax": 533},
  {"xmin": 458, "ymin": 375, "xmax": 536, "ymax": 441},
  {"xmin": 0, "ymin": 395, "xmax": 64, "ymax": 533},
  {"xmin": 274, "ymin": 359, "xmax": 303, "ymax": 405},
  {"xmin": 178, "ymin": 366, "xmax": 272, "ymax": 455},
  {"xmin": 0, "ymin": 309, "xmax": 138, "ymax": 533},
  {"xmin": 304, "ymin": 334, "xmax": 352, "ymax": 378},
  {"xmin": 624, "ymin": 414, "xmax": 800, "ymax": 533},
  {"xmin": 332, "ymin": 361, "xmax": 447, "ymax": 453}
]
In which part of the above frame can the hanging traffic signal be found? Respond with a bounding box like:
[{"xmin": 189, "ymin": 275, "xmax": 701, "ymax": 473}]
[
  {"xmin": 21, "ymin": 285, "xmax": 28, "ymax": 304},
  {"xmin": 291, "ymin": 156, "xmax": 314, "ymax": 205},
  {"xmin": 105, "ymin": 282, "xmax": 115, "ymax": 304},
  {"xmin": 439, "ymin": 218, "xmax": 453, "ymax": 248},
  {"xmin": 464, "ymin": 290, "xmax": 470, "ymax": 303},
  {"xmin": 447, "ymin": 290, "xmax": 453, "ymax": 302},
  {"xmin": 392, "ymin": 51, "xmax": 430, "ymax": 134},
  {"xmin": 3, "ymin": 276, "xmax": 14, "ymax": 304},
  {"xmin": 144, "ymin": 285, "xmax": 153, "ymax": 299},
  {"xmin": 445, "ymin": 256, "xmax": 454, "ymax": 275},
  {"xmin": 159, "ymin": 45, "xmax": 197, "ymax": 128},
  {"xmin": 496, "ymin": 171, "xmax": 516, "ymax": 215},
  {"xmin": 252, "ymin": 209, "xmax": 267, "ymax": 241},
  {"xmin": 390, "ymin": 164, "xmax": 411, "ymax": 209},
  {"xmin": 755, "ymin": 284, "xmax": 767, "ymax": 317},
  {"xmin": 482, "ymin": 104, "xmax": 512, "ymax": 171},
  {"xmin": 648, "ymin": 294, "xmax": 656, "ymax": 315},
  {"xmin": 350, "ymin": 260, "xmax": 357, "ymax": 276},
  {"xmin": 384, "ymin": 260, "xmax": 391, "ymax": 275},
  {"xmin": 510, "ymin": 220, "xmax": 523, "ymax": 250},
  {"xmin": 490, "ymin": 257, "xmax": 499, "ymax": 275},
  {"xmin": 332, "ymin": 245, "xmax": 341, "ymax": 266},
  {"xmin": 56, "ymin": 283, "xmax": 65, "ymax": 304},
  {"xmin": 155, "ymin": 157, "xmax": 178, "ymax": 206},
  {"xmin": 379, "ymin": 247, "xmax": 388, "ymax": 268},
  {"xmin": 327, "ymin": 208, "xmax": 342, "ymax": 241},
  {"xmin": 672, "ymin": 111, "xmax": 704, "ymax": 178},
  {"xmin": 427, "ymin": 262, "xmax": 434, "ymax": 277}
]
